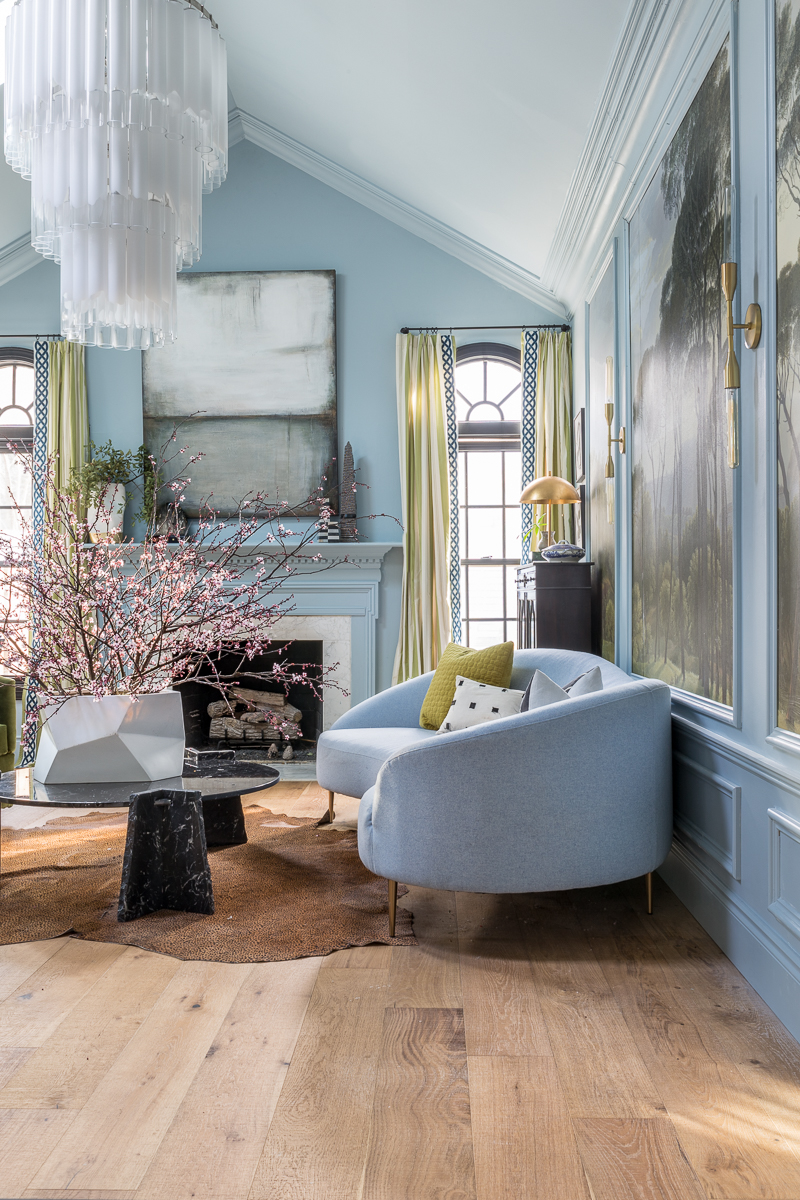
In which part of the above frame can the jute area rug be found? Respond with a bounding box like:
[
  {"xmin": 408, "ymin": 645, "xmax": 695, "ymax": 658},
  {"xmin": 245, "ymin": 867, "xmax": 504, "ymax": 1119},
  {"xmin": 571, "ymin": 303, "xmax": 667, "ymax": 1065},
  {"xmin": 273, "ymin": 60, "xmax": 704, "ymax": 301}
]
[{"xmin": 0, "ymin": 806, "xmax": 415, "ymax": 962}]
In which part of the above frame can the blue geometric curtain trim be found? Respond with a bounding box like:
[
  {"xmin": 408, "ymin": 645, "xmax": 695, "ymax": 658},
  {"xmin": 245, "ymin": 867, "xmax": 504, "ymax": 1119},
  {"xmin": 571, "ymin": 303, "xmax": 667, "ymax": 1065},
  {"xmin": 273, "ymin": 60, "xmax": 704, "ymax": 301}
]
[
  {"xmin": 441, "ymin": 333, "xmax": 461, "ymax": 644},
  {"xmin": 19, "ymin": 339, "xmax": 49, "ymax": 767},
  {"xmin": 520, "ymin": 329, "xmax": 539, "ymax": 566}
]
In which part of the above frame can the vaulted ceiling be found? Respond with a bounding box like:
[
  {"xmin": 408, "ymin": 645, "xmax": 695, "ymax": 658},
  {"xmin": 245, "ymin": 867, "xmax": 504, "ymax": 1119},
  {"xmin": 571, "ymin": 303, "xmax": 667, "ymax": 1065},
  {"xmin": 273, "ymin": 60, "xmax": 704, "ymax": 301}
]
[{"xmin": 0, "ymin": 0, "xmax": 635, "ymax": 304}]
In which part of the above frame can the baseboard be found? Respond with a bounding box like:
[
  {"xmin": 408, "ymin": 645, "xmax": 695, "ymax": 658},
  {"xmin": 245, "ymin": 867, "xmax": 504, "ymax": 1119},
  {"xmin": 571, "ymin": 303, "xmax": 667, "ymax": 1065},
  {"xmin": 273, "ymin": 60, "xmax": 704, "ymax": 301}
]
[{"xmin": 660, "ymin": 839, "xmax": 800, "ymax": 1043}]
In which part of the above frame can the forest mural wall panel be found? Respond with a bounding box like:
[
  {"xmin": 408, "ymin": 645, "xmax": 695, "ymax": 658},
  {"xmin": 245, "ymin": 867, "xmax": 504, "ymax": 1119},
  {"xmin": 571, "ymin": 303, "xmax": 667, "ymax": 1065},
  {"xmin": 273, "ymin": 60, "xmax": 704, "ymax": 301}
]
[
  {"xmin": 629, "ymin": 40, "xmax": 733, "ymax": 704},
  {"xmin": 777, "ymin": 1, "xmax": 800, "ymax": 732},
  {"xmin": 589, "ymin": 258, "xmax": 616, "ymax": 662}
]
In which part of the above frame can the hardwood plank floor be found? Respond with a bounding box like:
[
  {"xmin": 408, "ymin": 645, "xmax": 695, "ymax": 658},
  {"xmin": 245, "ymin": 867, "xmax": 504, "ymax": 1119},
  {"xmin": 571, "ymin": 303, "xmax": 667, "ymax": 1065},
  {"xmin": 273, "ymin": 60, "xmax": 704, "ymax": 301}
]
[
  {"xmin": 0, "ymin": 785, "xmax": 799, "ymax": 1200},
  {"xmin": 469, "ymin": 1055, "xmax": 591, "ymax": 1199},
  {"xmin": 362, "ymin": 1006, "xmax": 476, "ymax": 1199}
]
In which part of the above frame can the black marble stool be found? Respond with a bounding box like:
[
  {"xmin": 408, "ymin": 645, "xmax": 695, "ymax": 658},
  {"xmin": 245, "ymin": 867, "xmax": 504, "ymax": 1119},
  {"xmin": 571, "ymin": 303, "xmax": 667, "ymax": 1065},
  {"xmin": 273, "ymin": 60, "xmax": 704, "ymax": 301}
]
[{"xmin": 118, "ymin": 789, "xmax": 214, "ymax": 922}]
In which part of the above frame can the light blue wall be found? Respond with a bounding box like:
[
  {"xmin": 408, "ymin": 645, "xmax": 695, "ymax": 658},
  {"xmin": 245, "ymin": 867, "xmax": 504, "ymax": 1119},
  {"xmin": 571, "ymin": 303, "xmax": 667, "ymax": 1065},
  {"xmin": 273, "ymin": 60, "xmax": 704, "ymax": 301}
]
[
  {"xmin": 572, "ymin": 0, "xmax": 800, "ymax": 1042},
  {"xmin": 0, "ymin": 138, "xmax": 559, "ymax": 691}
]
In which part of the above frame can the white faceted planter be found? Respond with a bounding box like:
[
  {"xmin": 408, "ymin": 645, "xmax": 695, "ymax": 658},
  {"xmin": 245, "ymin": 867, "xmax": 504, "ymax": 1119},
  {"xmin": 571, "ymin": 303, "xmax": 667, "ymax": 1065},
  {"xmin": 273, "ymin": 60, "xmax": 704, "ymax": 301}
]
[{"xmin": 34, "ymin": 693, "xmax": 186, "ymax": 785}]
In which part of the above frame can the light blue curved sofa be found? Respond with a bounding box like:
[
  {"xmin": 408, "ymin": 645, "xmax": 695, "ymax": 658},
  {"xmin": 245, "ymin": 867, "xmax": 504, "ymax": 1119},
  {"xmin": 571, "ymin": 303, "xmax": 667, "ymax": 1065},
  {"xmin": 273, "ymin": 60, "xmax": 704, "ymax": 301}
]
[{"xmin": 317, "ymin": 649, "xmax": 673, "ymax": 933}]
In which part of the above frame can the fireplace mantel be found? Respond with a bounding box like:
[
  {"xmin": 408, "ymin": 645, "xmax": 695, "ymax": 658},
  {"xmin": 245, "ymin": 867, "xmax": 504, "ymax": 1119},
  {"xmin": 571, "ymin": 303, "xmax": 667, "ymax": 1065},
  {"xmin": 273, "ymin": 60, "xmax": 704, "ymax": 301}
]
[
  {"xmin": 109, "ymin": 541, "xmax": 400, "ymax": 709},
  {"xmin": 221, "ymin": 540, "xmax": 400, "ymax": 705},
  {"xmin": 222, "ymin": 542, "xmax": 400, "ymax": 707}
]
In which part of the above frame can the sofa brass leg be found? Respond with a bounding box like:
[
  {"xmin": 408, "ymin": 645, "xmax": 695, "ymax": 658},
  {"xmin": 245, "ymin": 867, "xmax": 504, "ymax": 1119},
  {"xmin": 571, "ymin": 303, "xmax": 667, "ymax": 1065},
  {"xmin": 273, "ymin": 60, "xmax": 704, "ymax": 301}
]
[
  {"xmin": 388, "ymin": 879, "xmax": 398, "ymax": 938},
  {"xmin": 319, "ymin": 790, "xmax": 335, "ymax": 825},
  {"xmin": 646, "ymin": 871, "xmax": 653, "ymax": 915}
]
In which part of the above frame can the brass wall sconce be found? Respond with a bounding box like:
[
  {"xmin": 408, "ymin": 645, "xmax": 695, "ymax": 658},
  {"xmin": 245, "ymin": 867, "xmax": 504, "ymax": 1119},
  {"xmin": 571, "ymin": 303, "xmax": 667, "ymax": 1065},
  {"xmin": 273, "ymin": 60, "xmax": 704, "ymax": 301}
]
[
  {"xmin": 721, "ymin": 185, "xmax": 761, "ymax": 469},
  {"xmin": 604, "ymin": 356, "xmax": 625, "ymax": 523},
  {"xmin": 520, "ymin": 471, "xmax": 580, "ymax": 548}
]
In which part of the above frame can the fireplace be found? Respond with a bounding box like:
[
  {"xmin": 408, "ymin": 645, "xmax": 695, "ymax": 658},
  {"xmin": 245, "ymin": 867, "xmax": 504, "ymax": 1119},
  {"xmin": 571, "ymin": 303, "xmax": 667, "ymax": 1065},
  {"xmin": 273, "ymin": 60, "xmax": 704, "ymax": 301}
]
[{"xmin": 177, "ymin": 641, "xmax": 324, "ymax": 760}]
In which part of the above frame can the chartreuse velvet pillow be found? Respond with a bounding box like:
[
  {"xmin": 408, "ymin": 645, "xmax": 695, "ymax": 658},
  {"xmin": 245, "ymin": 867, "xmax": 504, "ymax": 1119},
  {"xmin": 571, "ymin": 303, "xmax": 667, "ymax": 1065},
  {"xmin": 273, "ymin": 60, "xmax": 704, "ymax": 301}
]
[{"xmin": 419, "ymin": 641, "xmax": 515, "ymax": 730}]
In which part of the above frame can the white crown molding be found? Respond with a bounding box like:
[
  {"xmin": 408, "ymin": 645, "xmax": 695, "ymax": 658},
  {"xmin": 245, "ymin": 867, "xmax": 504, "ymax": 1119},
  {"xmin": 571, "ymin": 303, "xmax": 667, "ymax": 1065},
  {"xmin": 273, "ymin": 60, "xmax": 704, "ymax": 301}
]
[
  {"xmin": 0, "ymin": 231, "xmax": 40, "ymax": 288},
  {"xmin": 543, "ymin": 0, "xmax": 728, "ymax": 307},
  {"xmin": 229, "ymin": 106, "xmax": 567, "ymax": 318}
]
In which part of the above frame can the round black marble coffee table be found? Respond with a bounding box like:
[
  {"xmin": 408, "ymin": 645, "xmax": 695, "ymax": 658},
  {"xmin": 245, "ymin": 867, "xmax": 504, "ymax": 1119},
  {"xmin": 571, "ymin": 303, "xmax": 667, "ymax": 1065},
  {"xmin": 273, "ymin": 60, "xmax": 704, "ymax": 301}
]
[
  {"xmin": 0, "ymin": 757, "xmax": 280, "ymax": 846},
  {"xmin": 0, "ymin": 758, "xmax": 282, "ymax": 922}
]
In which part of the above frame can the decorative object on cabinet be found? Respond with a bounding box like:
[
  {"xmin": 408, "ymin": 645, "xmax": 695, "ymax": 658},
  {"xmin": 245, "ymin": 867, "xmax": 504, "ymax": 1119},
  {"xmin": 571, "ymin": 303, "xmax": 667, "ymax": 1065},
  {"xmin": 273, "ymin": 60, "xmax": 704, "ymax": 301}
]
[
  {"xmin": 720, "ymin": 185, "xmax": 761, "ymax": 469},
  {"xmin": 339, "ymin": 442, "xmax": 357, "ymax": 541},
  {"xmin": 143, "ymin": 271, "xmax": 338, "ymax": 517},
  {"xmin": 573, "ymin": 408, "xmax": 585, "ymax": 483},
  {"xmin": 519, "ymin": 472, "xmax": 580, "ymax": 549},
  {"xmin": 3, "ymin": 0, "xmax": 228, "ymax": 349},
  {"xmin": 541, "ymin": 540, "xmax": 586, "ymax": 562},
  {"xmin": 516, "ymin": 561, "xmax": 593, "ymax": 652}
]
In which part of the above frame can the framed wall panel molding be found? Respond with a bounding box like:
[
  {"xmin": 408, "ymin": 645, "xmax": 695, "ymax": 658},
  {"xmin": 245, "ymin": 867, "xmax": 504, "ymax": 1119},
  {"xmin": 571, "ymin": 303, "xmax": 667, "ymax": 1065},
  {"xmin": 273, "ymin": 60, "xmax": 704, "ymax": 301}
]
[
  {"xmin": 673, "ymin": 711, "xmax": 800, "ymax": 801},
  {"xmin": 768, "ymin": 807, "xmax": 800, "ymax": 940},
  {"xmin": 674, "ymin": 752, "xmax": 742, "ymax": 880}
]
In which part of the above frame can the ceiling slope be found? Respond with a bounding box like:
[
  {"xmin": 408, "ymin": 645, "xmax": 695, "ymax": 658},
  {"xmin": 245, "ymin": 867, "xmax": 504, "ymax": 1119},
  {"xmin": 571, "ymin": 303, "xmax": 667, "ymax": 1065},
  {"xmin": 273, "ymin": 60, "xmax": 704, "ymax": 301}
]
[{"xmin": 216, "ymin": 0, "xmax": 630, "ymax": 307}]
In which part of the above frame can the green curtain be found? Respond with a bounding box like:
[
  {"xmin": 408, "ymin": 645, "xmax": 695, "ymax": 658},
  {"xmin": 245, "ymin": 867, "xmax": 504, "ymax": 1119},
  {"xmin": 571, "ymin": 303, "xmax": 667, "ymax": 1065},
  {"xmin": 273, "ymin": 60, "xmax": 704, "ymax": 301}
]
[
  {"xmin": 393, "ymin": 333, "xmax": 452, "ymax": 684},
  {"xmin": 535, "ymin": 330, "xmax": 574, "ymax": 542},
  {"xmin": 47, "ymin": 341, "xmax": 88, "ymax": 504}
]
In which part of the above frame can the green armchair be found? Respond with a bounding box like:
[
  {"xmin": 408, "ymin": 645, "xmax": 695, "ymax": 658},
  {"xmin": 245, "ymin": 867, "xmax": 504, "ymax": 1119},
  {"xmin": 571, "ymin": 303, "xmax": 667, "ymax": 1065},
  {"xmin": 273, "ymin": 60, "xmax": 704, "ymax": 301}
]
[{"xmin": 0, "ymin": 676, "xmax": 17, "ymax": 773}]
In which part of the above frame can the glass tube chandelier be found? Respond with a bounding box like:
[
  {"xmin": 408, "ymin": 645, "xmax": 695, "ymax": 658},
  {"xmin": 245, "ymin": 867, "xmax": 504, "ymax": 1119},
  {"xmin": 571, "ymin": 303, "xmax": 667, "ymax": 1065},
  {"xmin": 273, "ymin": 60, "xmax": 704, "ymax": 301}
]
[{"xmin": 3, "ymin": 0, "xmax": 227, "ymax": 349}]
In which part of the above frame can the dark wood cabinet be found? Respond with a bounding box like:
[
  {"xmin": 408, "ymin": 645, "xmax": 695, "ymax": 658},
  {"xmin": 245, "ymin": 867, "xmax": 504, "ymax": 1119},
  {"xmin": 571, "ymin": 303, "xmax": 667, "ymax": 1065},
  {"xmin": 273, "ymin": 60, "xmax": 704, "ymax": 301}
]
[{"xmin": 516, "ymin": 561, "xmax": 593, "ymax": 652}]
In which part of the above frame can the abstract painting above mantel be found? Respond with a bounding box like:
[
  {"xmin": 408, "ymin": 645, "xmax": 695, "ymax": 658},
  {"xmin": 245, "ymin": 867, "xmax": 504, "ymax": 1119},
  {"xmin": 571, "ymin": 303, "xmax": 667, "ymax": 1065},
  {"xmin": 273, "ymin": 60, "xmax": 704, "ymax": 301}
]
[
  {"xmin": 629, "ymin": 39, "xmax": 732, "ymax": 706},
  {"xmin": 142, "ymin": 271, "xmax": 337, "ymax": 517}
]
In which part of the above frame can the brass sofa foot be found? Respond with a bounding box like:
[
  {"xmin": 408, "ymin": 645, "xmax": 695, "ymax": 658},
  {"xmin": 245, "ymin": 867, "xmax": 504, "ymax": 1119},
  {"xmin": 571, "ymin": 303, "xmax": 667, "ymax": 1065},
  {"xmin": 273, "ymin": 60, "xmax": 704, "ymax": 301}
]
[
  {"xmin": 319, "ymin": 790, "xmax": 335, "ymax": 825},
  {"xmin": 646, "ymin": 871, "xmax": 653, "ymax": 915},
  {"xmin": 388, "ymin": 879, "xmax": 397, "ymax": 937}
]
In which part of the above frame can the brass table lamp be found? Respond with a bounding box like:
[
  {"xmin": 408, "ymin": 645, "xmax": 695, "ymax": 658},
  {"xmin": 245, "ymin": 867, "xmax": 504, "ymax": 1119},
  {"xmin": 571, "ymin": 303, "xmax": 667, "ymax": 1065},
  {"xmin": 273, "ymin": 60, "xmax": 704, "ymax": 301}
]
[{"xmin": 520, "ymin": 471, "xmax": 580, "ymax": 548}]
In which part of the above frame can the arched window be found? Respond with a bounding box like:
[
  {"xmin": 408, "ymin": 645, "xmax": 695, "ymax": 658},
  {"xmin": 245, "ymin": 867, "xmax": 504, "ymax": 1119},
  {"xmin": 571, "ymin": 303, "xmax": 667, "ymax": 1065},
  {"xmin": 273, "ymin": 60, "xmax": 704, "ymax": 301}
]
[
  {"xmin": 455, "ymin": 343, "xmax": 521, "ymax": 648},
  {"xmin": 0, "ymin": 347, "xmax": 35, "ymax": 542}
]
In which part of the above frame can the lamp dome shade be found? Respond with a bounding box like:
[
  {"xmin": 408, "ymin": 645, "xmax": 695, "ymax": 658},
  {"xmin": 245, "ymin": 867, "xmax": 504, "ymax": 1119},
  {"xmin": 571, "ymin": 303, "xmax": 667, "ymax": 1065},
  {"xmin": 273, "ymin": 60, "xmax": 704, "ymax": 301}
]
[{"xmin": 519, "ymin": 475, "xmax": 580, "ymax": 504}]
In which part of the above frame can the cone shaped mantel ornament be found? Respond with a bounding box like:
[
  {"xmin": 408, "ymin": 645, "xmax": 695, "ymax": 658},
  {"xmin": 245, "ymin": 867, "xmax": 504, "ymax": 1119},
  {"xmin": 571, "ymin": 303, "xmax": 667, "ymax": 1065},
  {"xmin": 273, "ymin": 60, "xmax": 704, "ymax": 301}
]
[
  {"xmin": 3, "ymin": 0, "xmax": 228, "ymax": 349},
  {"xmin": 340, "ymin": 441, "xmax": 357, "ymax": 541}
]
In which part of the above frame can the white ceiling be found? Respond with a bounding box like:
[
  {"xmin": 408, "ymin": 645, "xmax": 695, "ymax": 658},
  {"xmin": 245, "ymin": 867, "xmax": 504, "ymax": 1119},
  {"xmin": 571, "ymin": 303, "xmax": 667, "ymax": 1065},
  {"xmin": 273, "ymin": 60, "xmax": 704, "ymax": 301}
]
[
  {"xmin": 214, "ymin": 0, "xmax": 631, "ymax": 284},
  {"xmin": 0, "ymin": 0, "xmax": 634, "ymax": 298}
]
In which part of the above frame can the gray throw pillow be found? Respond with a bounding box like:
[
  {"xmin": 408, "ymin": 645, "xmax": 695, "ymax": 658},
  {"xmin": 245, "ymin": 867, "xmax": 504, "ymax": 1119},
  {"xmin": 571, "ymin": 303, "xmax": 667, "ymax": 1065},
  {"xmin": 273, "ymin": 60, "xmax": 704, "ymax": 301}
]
[
  {"xmin": 437, "ymin": 675, "xmax": 524, "ymax": 733},
  {"xmin": 520, "ymin": 665, "xmax": 604, "ymax": 712},
  {"xmin": 564, "ymin": 665, "xmax": 604, "ymax": 697},
  {"xmin": 519, "ymin": 670, "xmax": 569, "ymax": 712}
]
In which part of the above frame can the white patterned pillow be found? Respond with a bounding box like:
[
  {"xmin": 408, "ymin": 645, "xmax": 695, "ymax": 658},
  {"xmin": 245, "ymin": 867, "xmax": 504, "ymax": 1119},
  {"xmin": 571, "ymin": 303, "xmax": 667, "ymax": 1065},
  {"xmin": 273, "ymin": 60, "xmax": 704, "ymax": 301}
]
[{"xmin": 437, "ymin": 675, "xmax": 524, "ymax": 734}]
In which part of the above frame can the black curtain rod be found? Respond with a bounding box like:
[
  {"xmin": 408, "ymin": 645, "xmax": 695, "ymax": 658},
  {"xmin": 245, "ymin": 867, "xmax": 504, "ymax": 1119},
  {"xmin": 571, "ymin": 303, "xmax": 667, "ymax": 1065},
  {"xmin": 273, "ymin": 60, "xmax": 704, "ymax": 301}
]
[
  {"xmin": 400, "ymin": 323, "xmax": 570, "ymax": 333},
  {"xmin": 0, "ymin": 333, "xmax": 62, "ymax": 338}
]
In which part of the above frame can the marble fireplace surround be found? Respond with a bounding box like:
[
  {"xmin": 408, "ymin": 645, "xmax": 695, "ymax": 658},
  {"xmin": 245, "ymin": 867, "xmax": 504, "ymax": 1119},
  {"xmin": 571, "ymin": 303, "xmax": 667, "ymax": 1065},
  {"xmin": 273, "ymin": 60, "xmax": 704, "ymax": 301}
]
[{"xmin": 229, "ymin": 543, "xmax": 398, "ymax": 732}]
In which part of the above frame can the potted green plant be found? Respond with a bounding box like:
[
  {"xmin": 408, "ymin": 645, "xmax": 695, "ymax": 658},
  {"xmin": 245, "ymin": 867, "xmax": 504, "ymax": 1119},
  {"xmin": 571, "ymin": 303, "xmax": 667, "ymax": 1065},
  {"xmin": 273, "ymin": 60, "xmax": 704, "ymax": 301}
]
[{"xmin": 71, "ymin": 441, "xmax": 140, "ymax": 542}]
